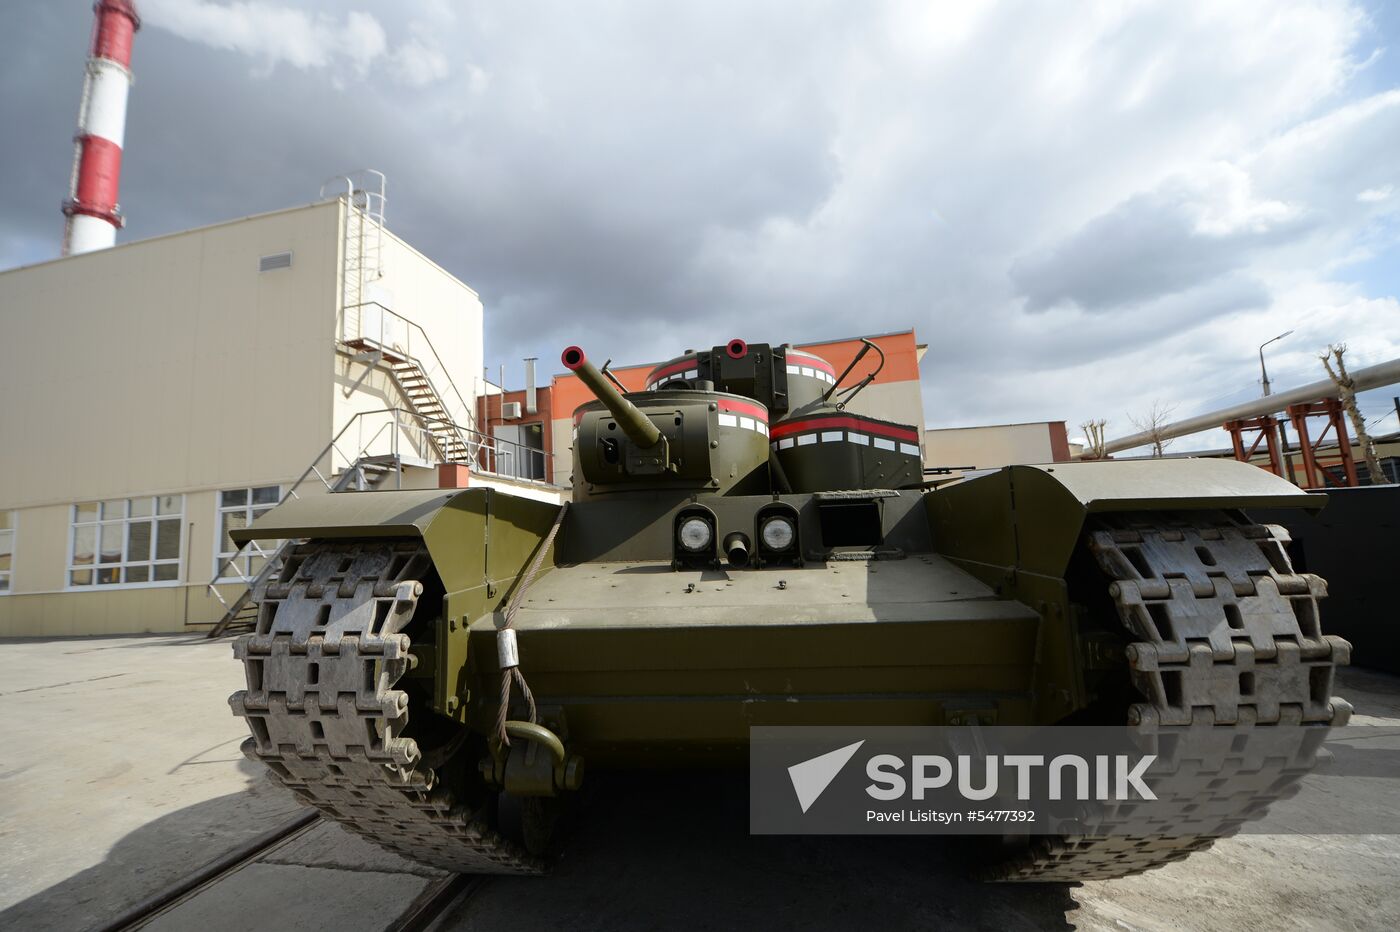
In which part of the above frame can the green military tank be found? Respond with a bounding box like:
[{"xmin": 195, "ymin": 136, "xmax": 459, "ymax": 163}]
[{"xmin": 228, "ymin": 338, "xmax": 1351, "ymax": 880}]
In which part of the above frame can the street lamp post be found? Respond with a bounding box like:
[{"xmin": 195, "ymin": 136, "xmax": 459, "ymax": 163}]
[
  {"xmin": 1258, "ymin": 330, "xmax": 1295, "ymax": 482},
  {"xmin": 1259, "ymin": 330, "xmax": 1293, "ymax": 396}
]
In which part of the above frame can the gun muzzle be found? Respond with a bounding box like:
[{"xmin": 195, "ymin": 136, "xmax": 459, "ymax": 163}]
[{"xmin": 562, "ymin": 346, "xmax": 662, "ymax": 449}]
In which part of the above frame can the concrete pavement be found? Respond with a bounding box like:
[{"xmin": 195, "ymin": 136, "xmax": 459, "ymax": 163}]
[{"xmin": 2, "ymin": 634, "xmax": 1398, "ymax": 931}]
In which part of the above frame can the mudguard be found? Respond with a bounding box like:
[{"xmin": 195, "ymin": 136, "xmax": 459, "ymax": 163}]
[
  {"xmin": 925, "ymin": 459, "xmax": 1322, "ymax": 580},
  {"xmin": 923, "ymin": 459, "xmax": 1325, "ymax": 721},
  {"xmin": 233, "ymin": 486, "xmax": 559, "ymax": 719}
]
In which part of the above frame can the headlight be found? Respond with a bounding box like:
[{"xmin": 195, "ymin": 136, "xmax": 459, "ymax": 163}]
[
  {"xmin": 678, "ymin": 517, "xmax": 713, "ymax": 552},
  {"xmin": 760, "ymin": 516, "xmax": 796, "ymax": 551}
]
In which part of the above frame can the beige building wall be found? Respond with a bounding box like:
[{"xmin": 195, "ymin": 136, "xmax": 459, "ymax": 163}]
[
  {"xmin": 838, "ymin": 380, "xmax": 924, "ymax": 429},
  {"xmin": 924, "ymin": 422, "xmax": 1072, "ymax": 474},
  {"xmin": 0, "ymin": 200, "xmax": 488, "ymax": 637},
  {"xmin": 330, "ymin": 226, "xmax": 486, "ymax": 473},
  {"xmin": 0, "ymin": 201, "xmax": 341, "ymax": 508},
  {"xmin": 369, "ymin": 230, "xmax": 484, "ymax": 427}
]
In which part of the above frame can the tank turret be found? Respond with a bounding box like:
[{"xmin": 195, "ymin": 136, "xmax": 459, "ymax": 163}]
[
  {"xmin": 562, "ymin": 345, "xmax": 770, "ymax": 500},
  {"xmin": 638, "ymin": 339, "xmax": 924, "ymax": 493}
]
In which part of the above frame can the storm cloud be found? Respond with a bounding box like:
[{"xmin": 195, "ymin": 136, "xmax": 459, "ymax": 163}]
[{"xmin": 3, "ymin": 0, "xmax": 1399, "ymax": 451}]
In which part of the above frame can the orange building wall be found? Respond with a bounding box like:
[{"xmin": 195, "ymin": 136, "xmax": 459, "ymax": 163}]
[{"xmin": 476, "ymin": 385, "xmax": 557, "ymax": 484}]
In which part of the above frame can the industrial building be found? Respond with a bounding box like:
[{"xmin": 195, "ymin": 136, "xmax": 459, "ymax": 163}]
[
  {"xmin": 0, "ymin": 189, "xmax": 546, "ymax": 638},
  {"xmin": 2, "ymin": 170, "xmax": 939, "ymax": 641},
  {"xmin": 922, "ymin": 421, "xmax": 1073, "ymax": 475}
]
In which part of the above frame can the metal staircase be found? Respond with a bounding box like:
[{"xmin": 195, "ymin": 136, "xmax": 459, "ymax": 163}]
[
  {"xmin": 389, "ymin": 356, "xmax": 471, "ymax": 461},
  {"xmin": 323, "ymin": 170, "xmax": 481, "ymax": 467},
  {"xmin": 341, "ymin": 326, "xmax": 477, "ymax": 464}
]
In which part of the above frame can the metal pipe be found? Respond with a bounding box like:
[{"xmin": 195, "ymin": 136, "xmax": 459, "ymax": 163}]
[{"xmin": 1095, "ymin": 357, "xmax": 1400, "ymax": 455}]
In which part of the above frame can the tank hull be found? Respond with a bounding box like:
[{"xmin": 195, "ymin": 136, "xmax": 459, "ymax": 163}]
[
  {"xmin": 228, "ymin": 458, "xmax": 1351, "ymax": 880},
  {"xmin": 465, "ymin": 556, "xmax": 1039, "ymax": 764}
]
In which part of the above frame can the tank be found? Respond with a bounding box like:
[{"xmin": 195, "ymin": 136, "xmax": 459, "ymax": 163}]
[{"xmin": 227, "ymin": 338, "xmax": 1351, "ymax": 881}]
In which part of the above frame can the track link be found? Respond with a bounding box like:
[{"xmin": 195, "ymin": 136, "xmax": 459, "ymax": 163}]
[
  {"xmin": 230, "ymin": 540, "xmax": 541, "ymax": 875},
  {"xmin": 991, "ymin": 514, "xmax": 1352, "ymax": 881}
]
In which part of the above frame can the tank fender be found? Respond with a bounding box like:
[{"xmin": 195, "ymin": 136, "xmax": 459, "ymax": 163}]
[
  {"xmin": 235, "ymin": 487, "xmax": 562, "ymax": 720},
  {"xmin": 924, "ymin": 459, "xmax": 1324, "ymax": 580}
]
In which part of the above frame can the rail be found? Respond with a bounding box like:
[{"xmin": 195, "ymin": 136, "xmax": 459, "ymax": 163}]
[
  {"xmin": 91, "ymin": 807, "xmax": 483, "ymax": 931},
  {"xmin": 206, "ymin": 408, "xmax": 560, "ymax": 633},
  {"xmin": 342, "ymin": 300, "xmax": 479, "ymax": 434}
]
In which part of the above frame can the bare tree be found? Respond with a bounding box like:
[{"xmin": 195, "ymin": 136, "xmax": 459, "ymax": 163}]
[
  {"xmin": 1128, "ymin": 401, "xmax": 1178, "ymax": 457},
  {"xmin": 1080, "ymin": 419, "xmax": 1109, "ymax": 460},
  {"xmin": 1320, "ymin": 344, "xmax": 1386, "ymax": 483}
]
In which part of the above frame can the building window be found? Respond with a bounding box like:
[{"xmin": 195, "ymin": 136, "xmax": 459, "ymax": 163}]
[
  {"xmin": 216, "ymin": 486, "xmax": 281, "ymax": 580},
  {"xmin": 69, "ymin": 496, "xmax": 184, "ymax": 587},
  {"xmin": 0, "ymin": 511, "xmax": 14, "ymax": 592}
]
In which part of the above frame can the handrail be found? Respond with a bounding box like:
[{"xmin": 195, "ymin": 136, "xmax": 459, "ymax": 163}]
[
  {"xmin": 207, "ymin": 407, "xmax": 561, "ymax": 604},
  {"xmin": 342, "ymin": 300, "xmax": 479, "ymax": 434}
]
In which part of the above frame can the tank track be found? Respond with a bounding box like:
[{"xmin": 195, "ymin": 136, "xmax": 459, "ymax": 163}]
[
  {"xmin": 230, "ymin": 540, "xmax": 542, "ymax": 875},
  {"xmin": 990, "ymin": 514, "xmax": 1352, "ymax": 881}
]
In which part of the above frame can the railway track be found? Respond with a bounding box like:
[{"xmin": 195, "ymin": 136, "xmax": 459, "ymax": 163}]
[{"xmin": 92, "ymin": 811, "xmax": 484, "ymax": 932}]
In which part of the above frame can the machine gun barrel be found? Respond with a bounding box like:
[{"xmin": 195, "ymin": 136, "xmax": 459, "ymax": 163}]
[{"xmin": 562, "ymin": 346, "xmax": 662, "ymax": 448}]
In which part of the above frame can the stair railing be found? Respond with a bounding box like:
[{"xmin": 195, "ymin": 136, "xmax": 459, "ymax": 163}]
[
  {"xmin": 205, "ymin": 408, "xmax": 560, "ymax": 636},
  {"xmin": 341, "ymin": 301, "xmax": 478, "ymax": 434}
]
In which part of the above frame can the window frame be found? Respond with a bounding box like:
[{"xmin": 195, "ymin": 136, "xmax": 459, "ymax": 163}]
[
  {"xmin": 0, "ymin": 510, "xmax": 15, "ymax": 594},
  {"xmin": 67, "ymin": 496, "xmax": 186, "ymax": 590},
  {"xmin": 213, "ymin": 485, "xmax": 283, "ymax": 582}
]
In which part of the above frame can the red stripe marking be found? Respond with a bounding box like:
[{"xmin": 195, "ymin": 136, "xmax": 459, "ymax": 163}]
[
  {"xmin": 785, "ymin": 352, "xmax": 836, "ymax": 376},
  {"xmin": 574, "ymin": 397, "xmax": 769, "ymax": 426},
  {"xmin": 717, "ymin": 398, "xmax": 768, "ymax": 423},
  {"xmin": 647, "ymin": 358, "xmax": 696, "ymax": 383},
  {"xmin": 67, "ymin": 136, "xmax": 123, "ymax": 223},
  {"xmin": 93, "ymin": 1, "xmax": 140, "ymax": 68},
  {"xmin": 770, "ymin": 416, "xmax": 919, "ymax": 443}
]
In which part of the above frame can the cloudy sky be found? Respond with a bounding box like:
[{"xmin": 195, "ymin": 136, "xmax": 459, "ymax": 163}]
[{"xmin": 4, "ymin": 1, "xmax": 1399, "ymax": 452}]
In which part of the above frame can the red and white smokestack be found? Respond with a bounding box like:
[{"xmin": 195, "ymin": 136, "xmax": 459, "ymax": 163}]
[{"xmin": 62, "ymin": 1, "xmax": 140, "ymax": 256}]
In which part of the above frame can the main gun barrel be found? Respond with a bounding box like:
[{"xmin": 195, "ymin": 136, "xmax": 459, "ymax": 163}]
[{"xmin": 562, "ymin": 346, "xmax": 662, "ymax": 448}]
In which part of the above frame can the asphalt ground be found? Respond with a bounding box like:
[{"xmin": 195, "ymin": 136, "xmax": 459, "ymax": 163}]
[{"xmin": 2, "ymin": 634, "xmax": 1397, "ymax": 932}]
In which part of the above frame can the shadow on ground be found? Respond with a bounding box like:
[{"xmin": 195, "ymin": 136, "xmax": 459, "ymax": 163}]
[
  {"xmin": 0, "ymin": 760, "xmax": 303, "ymax": 932},
  {"xmin": 4, "ymin": 765, "xmax": 1077, "ymax": 932},
  {"xmin": 442, "ymin": 771, "xmax": 1078, "ymax": 932}
]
